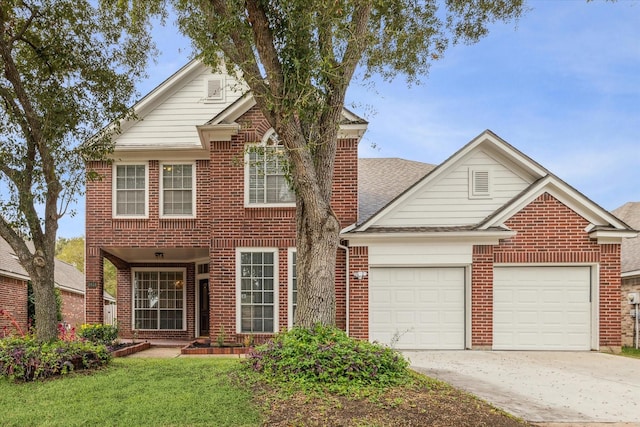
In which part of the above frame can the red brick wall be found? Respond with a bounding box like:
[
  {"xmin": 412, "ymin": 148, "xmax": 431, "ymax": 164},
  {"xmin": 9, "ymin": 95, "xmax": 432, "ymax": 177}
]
[
  {"xmin": 471, "ymin": 245, "xmax": 493, "ymax": 348},
  {"xmin": 472, "ymin": 192, "xmax": 622, "ymax": 349},
  {"xmin": 0, "ymin": 275, "xmax": 28, "ymax": 335},
  {"xmin": 60, "ymin": 290, "xmax": 85, "ymax": 329},
  {"xmin": 85, "ymin": 105, "xmax": 358, "ymax": 342},
  {"xmin": 348, "ymin": 246, "xmax": 369, "ymax": 339},
  {"xmin": 622, "ymin": 275, "xmax": 640, "ymax": 347}
]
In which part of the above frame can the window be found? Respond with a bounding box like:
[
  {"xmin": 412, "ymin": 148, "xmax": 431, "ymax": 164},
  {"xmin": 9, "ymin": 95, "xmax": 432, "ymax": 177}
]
[
  {"xmin": 469, "ymin": 168, "xmax": 491, "ymax": 199},
  {"xmin": 133, "ymin": 269, "xmax": 185, "ymax": 330},
  {"xmin": 288, "ymin": 249, "xmax": 297, "ymax": 328},
  {"xmin": 114, "ymin": 163, "xmax": 147, "ymax": 217},
  {"xmin": 246, "ymin": 131, "xmax": 295, "ymax": 205},
  {"xmin": 237, "ymin": 249, "xmax": 277, "ymax": 333},
  {"xmin": 161, "ymin": 163, "xmax": 195, "ymax": 217}
]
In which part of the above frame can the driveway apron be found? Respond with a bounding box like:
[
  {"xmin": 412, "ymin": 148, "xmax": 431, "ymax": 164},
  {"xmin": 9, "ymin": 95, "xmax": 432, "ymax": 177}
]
[{"xmin": 404, "ymin": 351, "xmax": 640, "ymax": 424}]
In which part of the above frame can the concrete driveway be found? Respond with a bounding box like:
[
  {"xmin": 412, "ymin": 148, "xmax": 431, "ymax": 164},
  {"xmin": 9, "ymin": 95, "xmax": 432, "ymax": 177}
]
[{"xmin": 404, "ymin": 351, "xmax": 640, "ymax": 425}]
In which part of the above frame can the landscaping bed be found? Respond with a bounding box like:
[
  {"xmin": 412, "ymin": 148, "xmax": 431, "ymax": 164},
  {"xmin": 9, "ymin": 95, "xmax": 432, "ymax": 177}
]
[{"xmin": 110, "ymin": 341, "xmax": 151, "ymax": 357}]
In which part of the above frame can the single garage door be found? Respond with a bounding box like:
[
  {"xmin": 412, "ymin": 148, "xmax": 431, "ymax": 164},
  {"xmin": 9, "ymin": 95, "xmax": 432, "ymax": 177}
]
[
  {"xmin": 369, "ymin": 267, "xmax": 465, "ymax": 350},
  {"xmin": 493, "ymin": 266, "xmax": 591, "ymax": 350}
]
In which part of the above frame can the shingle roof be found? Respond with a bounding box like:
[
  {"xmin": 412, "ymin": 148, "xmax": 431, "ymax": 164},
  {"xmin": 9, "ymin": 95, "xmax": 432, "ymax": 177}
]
[
  {"xmin": 0, "ymin": 237, "xmax": 85, "ymax": 294},
  {"xmin": 358, "ymin": 158, "xmax": 436, "ymax": 224},
  {"xmin": 612, "ymin": 202, "xmax": 640, "ymax": 274}
]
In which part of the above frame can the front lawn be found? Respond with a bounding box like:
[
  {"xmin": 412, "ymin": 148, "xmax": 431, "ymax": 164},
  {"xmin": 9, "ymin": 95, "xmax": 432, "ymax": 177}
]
[
  {"xmin": 0, "ymin": 358, "xmax": 261, "ymax": 427},
  {"xmin": 0, "ymin": 355, "xmax": 529, "ymax": 426}
]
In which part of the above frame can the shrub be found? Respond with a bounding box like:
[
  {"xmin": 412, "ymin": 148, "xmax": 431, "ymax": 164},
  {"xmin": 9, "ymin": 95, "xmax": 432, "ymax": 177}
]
[
  {"xmin": 245, "ymin": 325, "xmax": 409, "ymax": 392},
  {"xmin": 78, "ymin": 323, "xmax": 118, "ymax": 346},
  {"xmin": 0, "ymin": 336, "xmax": 111, "ymax": 382}
]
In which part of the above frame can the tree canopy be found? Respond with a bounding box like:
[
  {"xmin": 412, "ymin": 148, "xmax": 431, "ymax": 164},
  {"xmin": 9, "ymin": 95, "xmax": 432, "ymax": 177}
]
[{"xmin": 0, "ymin": 0, "xmax": 155, "ymax": 340}]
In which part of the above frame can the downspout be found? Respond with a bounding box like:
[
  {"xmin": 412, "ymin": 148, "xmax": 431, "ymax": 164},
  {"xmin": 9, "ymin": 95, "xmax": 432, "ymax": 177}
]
[{"xmin": 338, "ymin": 243, "xmax": 350, "ymax": 336}]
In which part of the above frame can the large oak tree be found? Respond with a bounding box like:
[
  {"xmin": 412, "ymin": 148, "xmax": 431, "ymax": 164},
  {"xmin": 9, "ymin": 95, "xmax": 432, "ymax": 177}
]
[
  {"xmin": 121, "ymin": 0, "xmax": 527, "ymax": 328},
  {"xmin": 0, "ymin": 0, "xmax": 154, "ymax": 341}
]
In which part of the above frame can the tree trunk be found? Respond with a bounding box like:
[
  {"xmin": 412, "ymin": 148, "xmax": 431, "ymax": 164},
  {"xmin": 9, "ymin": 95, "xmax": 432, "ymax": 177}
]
[
  {"xmin": 294, "ymin": 196, "xmax": 341, "ymax": 327},
  {"xmin": 31, "ymin": 254, "xmax": 59, "ymax": 341}
]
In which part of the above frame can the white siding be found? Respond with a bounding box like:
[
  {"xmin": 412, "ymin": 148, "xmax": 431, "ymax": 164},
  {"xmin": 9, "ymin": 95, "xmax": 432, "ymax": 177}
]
[
  {"xmin": 115, "ymin": 68, "xmax": 245, "ymax": 148},
  {"xmin": 376, "ymin": 149, "xmax": 533, "ymax": 227},
  {"xmin": 368, "ymin": 241, "xmax": 472, "ymax": 266}
]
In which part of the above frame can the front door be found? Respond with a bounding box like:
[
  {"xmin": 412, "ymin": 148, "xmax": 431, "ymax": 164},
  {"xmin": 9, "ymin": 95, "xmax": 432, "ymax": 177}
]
[{"xmin": 199, "ymin": 279, "xmax": 209, "ymax": 336}]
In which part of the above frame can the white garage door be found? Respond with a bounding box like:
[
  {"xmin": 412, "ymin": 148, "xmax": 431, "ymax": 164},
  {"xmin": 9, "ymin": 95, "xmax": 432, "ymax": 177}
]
[
  {"xmin": 493, "ymin": 266, "xmax": 591, "ymax": 350},
  {"xmin": 369, "ymin": 267, "xmax": 465, "ymax": 350}
]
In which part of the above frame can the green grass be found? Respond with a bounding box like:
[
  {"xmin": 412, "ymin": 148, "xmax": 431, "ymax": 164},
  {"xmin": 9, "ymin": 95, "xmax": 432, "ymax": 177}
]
[
  {"xmin": 622, "ymin": 346, "xmax": 640, "ymax": 359},
  {"xmin": 0, "ymin": 358, "xmax": 261, "ymax": 427}
]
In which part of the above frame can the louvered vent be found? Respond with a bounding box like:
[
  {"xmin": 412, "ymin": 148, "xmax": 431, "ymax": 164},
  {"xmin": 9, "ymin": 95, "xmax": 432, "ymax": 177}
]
[
  {"xmin": 469, "ymin": 169, "xmax": 491, "ymax": 198},
  {"xmin": 204, "ymin": 78, "xmax": 224, "ymax": 102}
]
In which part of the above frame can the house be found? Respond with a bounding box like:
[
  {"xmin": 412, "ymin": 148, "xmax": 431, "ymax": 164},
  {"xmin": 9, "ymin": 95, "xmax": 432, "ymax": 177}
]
[
  {"xmin": 0, "ymin": 237, "xmax": 86, "ymax": 333},
  {"xmin": 611, "ymin": 202, "xmax": 640, "ymax": 347},
  {"xmin": 84, "ymin": 59, "xmax": 635, "ymax": 351}
]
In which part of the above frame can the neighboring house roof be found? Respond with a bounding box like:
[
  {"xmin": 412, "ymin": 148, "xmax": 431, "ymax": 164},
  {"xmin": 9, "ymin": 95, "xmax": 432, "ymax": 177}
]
[
  {"xmin": 0, "ymin": 237, "xmax": 85, "ymax": 295},
  {"xmin": 358, "ymin": 158, "xmax": 435, "ymax": 224},
  {"xmin": 347, "ymin": 130, "xmax": 636, "ymax": 243},
  {"xmin": 612, "ymin": 202, "xmax": 640, "ymax": 275}
]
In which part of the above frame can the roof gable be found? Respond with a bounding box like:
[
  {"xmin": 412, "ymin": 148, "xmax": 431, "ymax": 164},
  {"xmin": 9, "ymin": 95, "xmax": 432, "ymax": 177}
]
[
  {"xmin": 113, "ymin": 59, "xmax": 248, "ymax": 153},
  {"xmin": 357, "ymin": 130, "xmax": 544, "ymax": 230},
  {"xmin": 354, "ymin": 130, "xmax": 635, "ymax": 242}
]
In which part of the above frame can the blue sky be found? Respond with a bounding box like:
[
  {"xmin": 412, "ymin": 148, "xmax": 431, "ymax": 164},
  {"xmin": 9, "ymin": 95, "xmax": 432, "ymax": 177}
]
[{"xmin": 58, "ymin": 0, "xmax": 640, "ymax": 237}]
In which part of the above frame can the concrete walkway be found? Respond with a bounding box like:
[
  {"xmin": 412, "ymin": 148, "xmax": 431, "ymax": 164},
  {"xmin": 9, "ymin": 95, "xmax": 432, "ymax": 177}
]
[
  {"xmin": 404, "ymin": 351, "xmax": 640, "ymax": 425},
  {"xmin": 124, "ymin": 345, "xmax": 245, "ymax": 359}
]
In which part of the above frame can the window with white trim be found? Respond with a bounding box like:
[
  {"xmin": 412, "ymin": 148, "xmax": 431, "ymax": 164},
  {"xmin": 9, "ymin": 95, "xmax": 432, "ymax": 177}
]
[
  {"xmin": 238, "ymin": 250, "xmax": 277, "ymax": 333},
  {"xmin": 133, "ymin": 269, "xmax": 185, "ymax": 330},
  {"xmin": 161, "ymin": 163, "xmax": 195, "ymax": 217},
  {"xmin": 468, "ymin": 168, "xmax": 491, "ymax": 199},
  {"xmin": 246, "ymin": 130, "xmax": 295, "ymax": 205},
  {"xmin": 288, "ymin": 249, "xmax": 297, "ymax": 328},
  {"xmin": 114, "ymin": 163, "xmax": 147, "ymax": 217}
]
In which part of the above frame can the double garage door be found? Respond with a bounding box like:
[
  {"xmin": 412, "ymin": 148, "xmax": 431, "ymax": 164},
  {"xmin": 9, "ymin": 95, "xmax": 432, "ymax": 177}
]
[{"xmin": 369, "ymin": 266, "xmax": 592, "ymax": 350}]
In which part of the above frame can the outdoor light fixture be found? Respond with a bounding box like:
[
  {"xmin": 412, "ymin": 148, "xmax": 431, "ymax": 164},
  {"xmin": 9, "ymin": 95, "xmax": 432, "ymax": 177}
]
[
  {"xmin": 352, "ymin": 271, "xmax": 368, "ymax": 280},
  {"xmin": 154, "ymin": 252, "xmax": 164, "ymax": 259}
]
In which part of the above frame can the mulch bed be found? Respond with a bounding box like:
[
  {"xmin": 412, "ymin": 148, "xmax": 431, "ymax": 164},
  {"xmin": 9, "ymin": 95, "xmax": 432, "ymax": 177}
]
[{"xmin": 252, "ymin": 378, "xmax": 531, "ymax": 426}]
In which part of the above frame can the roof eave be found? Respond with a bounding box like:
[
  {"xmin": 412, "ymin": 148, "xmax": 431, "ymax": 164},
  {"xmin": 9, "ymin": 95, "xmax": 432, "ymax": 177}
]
[
  {"xmin": 342, "ymin": 229, "xmax": 516, "ymax": 245},
  {"xmin": 588, "ymin": 229, "xmax": 638, "ymax": 244}
]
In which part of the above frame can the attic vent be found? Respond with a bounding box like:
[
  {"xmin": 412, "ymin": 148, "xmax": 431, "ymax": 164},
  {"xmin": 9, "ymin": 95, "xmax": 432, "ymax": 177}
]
[
  {"xmin": 204, "ymin": 77, "xmax": 224, "ymax": 102},
  {"xmin": 469, "ymin": 169, "xmax": 491, "ymax": 199}
]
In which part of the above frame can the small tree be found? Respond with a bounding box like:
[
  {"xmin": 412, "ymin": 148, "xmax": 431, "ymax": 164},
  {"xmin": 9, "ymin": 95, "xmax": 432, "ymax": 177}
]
[
  {"xmin": 0, "ymin": 0, "xmax": 154, "ymax": 341},
  {"xmin": 116, "ymin": 0, "xmax": 526, "ymax": 328}
]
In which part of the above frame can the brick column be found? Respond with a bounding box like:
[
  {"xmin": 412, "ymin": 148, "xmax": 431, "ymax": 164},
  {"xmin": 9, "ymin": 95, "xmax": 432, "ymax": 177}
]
[
  {"xmin": 600, "ymin": 243, "xmax": 622, "ymax": 350},
  {"xmin": 348, "ymin": 246, "xmax": 369, "ymax": 340},
  {"xmin": 85, "ymin": 246, "xmax": 104, "ymax": 324},
  {"xmin": 472, "ymin": 245, "xmax": 493, "ymax": 349}
]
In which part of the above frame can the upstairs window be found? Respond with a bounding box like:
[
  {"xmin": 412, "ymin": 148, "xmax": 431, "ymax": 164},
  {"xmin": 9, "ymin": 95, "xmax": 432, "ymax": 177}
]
[
  {"xmin": 161, "ymin": 163, "xmax": 195, "ymax": 217},
  {"xmin": 114, "ymin": 163, "xmax": 147, "ymax": 217},
  {"xmin": 246, "ymin": 130, "xmax": 295, "ymax": 206}
]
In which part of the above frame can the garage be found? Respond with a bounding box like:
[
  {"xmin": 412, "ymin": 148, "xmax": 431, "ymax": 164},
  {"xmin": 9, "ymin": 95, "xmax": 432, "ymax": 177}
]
[
  {"xmin": 369, "ymin": 267, "xmax": 465, "ymax": 350},
  {"xmin": 493, "ymin": 266, "xmax": 592, "ymax": 350}
]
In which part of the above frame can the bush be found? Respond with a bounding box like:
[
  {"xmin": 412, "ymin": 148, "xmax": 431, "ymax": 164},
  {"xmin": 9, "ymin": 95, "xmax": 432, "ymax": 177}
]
[
  {"xmin": 245, "ymin": 325, "xmax": 409, "ymax": 392},
  {"xmin": 0, "ymin": 336, "xmax": 111, "ymax": 382},
  {"xmin": 78, "ymin": 323, "xmax": 118, "ymax": 346}
]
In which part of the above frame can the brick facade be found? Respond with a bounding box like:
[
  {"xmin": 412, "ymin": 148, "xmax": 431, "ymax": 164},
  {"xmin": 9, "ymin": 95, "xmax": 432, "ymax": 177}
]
[
  {"xmin": 60, "ymin": 290, "xmax": 85, "ymax": 329},
  {"xmin": 85, "ymin": 105, "xmax": 358, "ymax": 342},
  {"xmin": 471, "ymin": 193, "xmax": 622, "ymax": 349},
  {"xmin": 622, "ymin": 275, "xmax": 640, "ymax": 347},
  {"xmin": 0, "ymin": 275, "xmax": 28, "ymax": 335}
]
